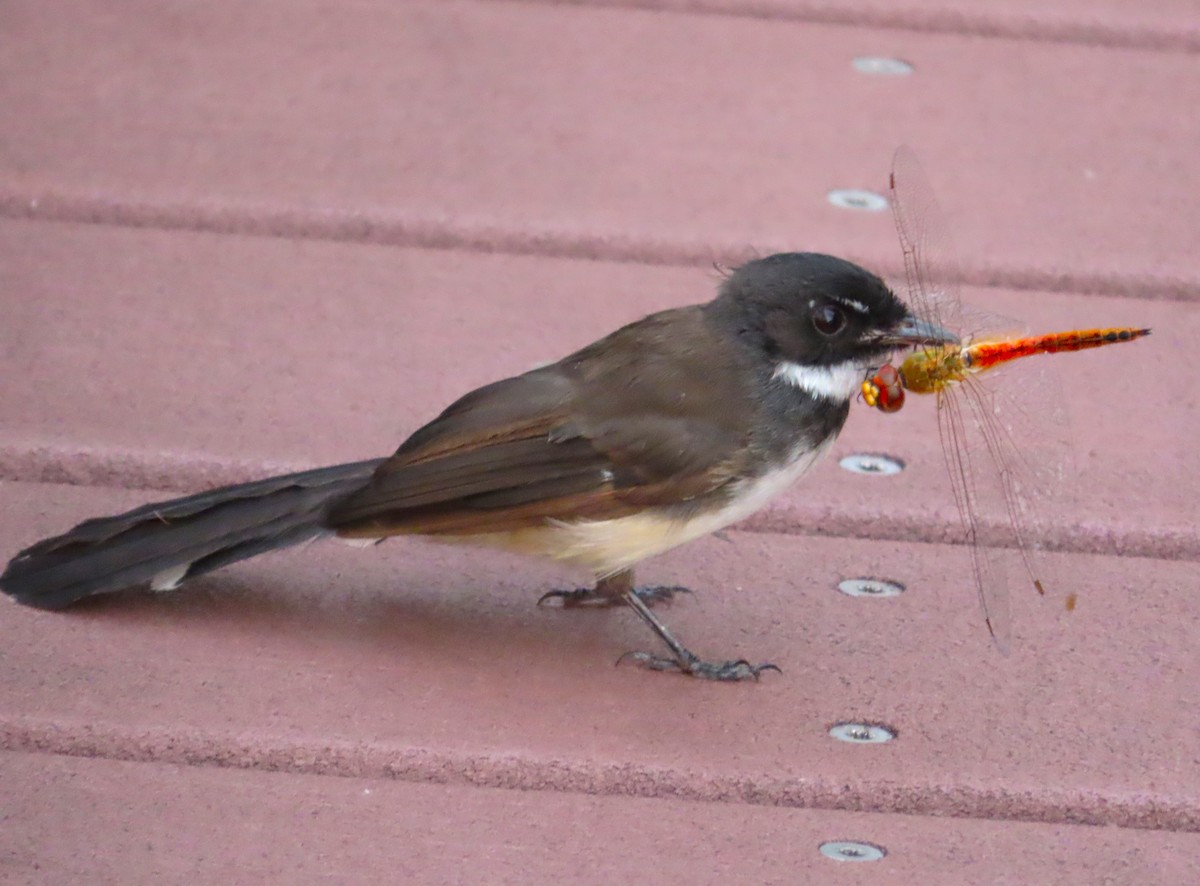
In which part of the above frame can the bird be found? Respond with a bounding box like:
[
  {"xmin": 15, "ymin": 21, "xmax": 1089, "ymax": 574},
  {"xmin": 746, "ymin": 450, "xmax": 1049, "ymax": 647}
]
[{"xmin": 0, "ymin": 252, "xmax": 956, "ymax": 680}]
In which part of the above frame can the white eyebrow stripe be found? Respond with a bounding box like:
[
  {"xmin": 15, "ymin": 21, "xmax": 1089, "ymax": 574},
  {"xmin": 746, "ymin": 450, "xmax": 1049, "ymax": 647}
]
[
  {"xmin": 772, "ymin": 361, "xmax": 864, "ymax": 402},
  {"xmin": 842, "ymin": 298, "xmax": 870, "ymax": 315}
]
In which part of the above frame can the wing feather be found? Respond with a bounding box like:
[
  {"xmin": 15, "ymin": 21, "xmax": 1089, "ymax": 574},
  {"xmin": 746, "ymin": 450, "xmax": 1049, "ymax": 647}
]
[{"xmin": 329, "ymin": 306, "xmax": 755, "ymax": 537}]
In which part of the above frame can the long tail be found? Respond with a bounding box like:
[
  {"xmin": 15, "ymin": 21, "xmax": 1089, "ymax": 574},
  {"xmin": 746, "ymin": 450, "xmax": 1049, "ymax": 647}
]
[{"xmin": 1, "ymin": 459, "xmax": 384, "ymax": 610}]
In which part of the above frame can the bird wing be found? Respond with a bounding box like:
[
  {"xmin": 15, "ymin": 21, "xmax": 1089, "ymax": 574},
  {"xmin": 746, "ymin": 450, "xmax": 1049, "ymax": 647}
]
[{"xmin": 328, "ymin": 306, "xmax": 754, "ymax": 537}]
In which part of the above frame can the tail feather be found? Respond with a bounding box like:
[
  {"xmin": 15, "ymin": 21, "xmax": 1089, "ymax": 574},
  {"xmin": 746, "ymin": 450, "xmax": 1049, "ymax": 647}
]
[{"xmin": 1, "ymin": 459, "xmax": 383, "ymax": 610}]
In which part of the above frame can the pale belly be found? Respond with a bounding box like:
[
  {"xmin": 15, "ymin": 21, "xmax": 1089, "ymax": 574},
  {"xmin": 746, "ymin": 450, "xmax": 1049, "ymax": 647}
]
[{"xmin": 443, "ymin": 440, "xmax": 832, "ymax": 577}]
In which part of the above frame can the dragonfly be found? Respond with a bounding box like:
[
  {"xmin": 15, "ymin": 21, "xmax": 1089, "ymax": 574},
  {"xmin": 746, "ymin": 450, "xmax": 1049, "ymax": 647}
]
[{"xmin": 862, "ymin": 146, "xmax": 1150, "ymax": 651}]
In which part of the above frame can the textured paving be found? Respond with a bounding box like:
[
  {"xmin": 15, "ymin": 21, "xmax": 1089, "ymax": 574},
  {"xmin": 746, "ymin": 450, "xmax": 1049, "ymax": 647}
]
[
  {"xmin": 7, "ymin": 752, "xmax": 1197, "ymax": 885},
  {"xmin": 1, "ymin": 1, "xmax": 1196, "ymax": 883}
]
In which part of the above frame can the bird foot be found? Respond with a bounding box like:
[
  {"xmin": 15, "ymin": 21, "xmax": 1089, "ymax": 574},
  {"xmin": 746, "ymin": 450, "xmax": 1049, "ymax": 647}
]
[
  {"xmin": 616, "ymin": 650, "xmax": 780, "ymax": 682},
  {"xmin": 537, "ymin": 584, "xmax": 691, "ymax": 609}
]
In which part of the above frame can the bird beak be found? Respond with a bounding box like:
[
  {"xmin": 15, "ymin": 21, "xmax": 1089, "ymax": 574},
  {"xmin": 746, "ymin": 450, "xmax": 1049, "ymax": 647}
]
[{"xmin": 882, "ymin": 314, "xmax": 960, "ymax": 348}]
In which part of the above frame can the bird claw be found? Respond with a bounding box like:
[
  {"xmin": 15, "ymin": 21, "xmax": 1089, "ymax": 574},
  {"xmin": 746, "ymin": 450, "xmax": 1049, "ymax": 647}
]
[
  {"xmin": 536, "ymin": 588, "xmax": 590, "ymax": 608},
  {"xmin": 632, "ymin": 585, "xmax": 692, "ymax": 606},
  {"xmin": 616, "ymin": 650, "xmax": 781, "ymax": 682},
  {"xmin": 537, "ymin": 584, "xmax": 691, "ymax": 609}
]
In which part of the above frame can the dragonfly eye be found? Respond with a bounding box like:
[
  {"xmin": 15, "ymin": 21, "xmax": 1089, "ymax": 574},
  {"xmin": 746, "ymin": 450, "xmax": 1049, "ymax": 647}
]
[{"xmin": 813, "ymin": 304, "xmax": 847, "ymax": 336}]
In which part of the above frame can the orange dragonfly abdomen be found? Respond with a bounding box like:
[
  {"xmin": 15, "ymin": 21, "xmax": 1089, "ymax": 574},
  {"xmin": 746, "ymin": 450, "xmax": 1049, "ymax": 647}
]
[
  {"xmin": 965, "ymin": 328, "xmax": 1151, "ymax": 371},
  {"xmin": 878, "ymin": 327, "xmax": 1153, "ymax": 398}
]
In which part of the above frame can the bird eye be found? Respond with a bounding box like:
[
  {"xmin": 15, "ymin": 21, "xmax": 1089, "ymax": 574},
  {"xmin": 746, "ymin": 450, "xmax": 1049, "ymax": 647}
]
[{"xmin": 813, "ymin": 304, "xmax": 846, "ymax": 336}]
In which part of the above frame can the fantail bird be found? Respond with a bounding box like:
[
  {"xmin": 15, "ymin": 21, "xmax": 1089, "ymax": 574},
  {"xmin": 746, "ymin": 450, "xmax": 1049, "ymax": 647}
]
[{"xmin": 0, "ymin": 252, "xmax": 956, "ymax": 680}]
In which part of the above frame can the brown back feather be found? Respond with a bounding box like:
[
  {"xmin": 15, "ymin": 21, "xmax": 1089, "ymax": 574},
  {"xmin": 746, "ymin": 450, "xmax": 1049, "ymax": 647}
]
[{"xmin": 328, "ymin": 306, "xmax": 757, "ymax": 537}]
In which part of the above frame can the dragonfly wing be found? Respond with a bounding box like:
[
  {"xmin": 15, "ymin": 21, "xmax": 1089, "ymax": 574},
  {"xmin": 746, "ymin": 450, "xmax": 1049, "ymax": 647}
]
[
  {"xmin": 936, "ymin": 385, "xmax": 1013, "ymax": 652},
  {"xmin": 891, "ymin": 146, "xmax": 1074, "ymax": 647},
  {"xmin": 961, "ymin": 361, "xmax": 1072, "ymax": 571},
  {"xmin": 890, "ymin": 146, "xmax": 966, "ymax": 337},
  {"xmin": 958, "ymin": 305, "xmax": 1029, "ymax": 347}
]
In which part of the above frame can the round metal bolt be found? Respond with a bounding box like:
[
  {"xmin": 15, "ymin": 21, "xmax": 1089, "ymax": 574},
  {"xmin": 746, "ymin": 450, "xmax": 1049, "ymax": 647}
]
[
  {"xmin": 819, "ymin": 840, "xmax": 887, "ymax": 862},
  {"xmin": 837, "ymin": 578, "xmax": 905, "ymax": 599},
  {"xmin": 829, "ymin": 722, "xmax": 896, "ymax": 744},
  {"xmin": 839, "ymin": 453, "xmax": 905, "ymax": 475},
  {"xmin": 853, "ymin": 56, "xmax": 914, "ymax": 76},
  {"xmin": 826, "ymin": 188, "xmax": 889, "ymax": 213}
]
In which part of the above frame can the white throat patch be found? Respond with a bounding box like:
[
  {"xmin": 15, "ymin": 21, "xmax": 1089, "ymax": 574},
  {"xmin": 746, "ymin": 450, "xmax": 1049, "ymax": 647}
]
[{"xmin": 772, "ymin": 361, "xmax": 865, "ymax": 403}]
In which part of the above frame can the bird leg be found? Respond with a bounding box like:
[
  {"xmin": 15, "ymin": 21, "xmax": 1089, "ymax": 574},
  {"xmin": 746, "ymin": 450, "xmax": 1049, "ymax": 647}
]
[
  {"xmin": 536, "ymin": 569, "xmax": 689, "ymax": 608},
  {"xmin": 538, "ymin": 570, "xmax": 773, "ymax": 680},
  {"xmin": 616, "ymin": 588, "xmax": 780, "ymax": 681}
]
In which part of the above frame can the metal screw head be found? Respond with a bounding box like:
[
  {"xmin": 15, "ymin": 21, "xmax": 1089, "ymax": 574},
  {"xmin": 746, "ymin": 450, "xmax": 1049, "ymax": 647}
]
[
  {"xmin": 829, "ymin": 722, "xmax": 896, "ymax": 744},
  {"xmin": 837, "ymin": 578, "xmax": 905, "ymax": 598},
  {"xmin": 819, "ymin": 840, "xmax": 887, "ymax": 862},
  {"xmin": 839, "ymin": 453, "xmax": 905, "ymax": 475},
  {"xmin": 853, "ymin": 56, "xmax": 914, "ymax": 76},
  {"xmin": 827, "ymin": 188, "xmax": 889, "ymax": 212}
]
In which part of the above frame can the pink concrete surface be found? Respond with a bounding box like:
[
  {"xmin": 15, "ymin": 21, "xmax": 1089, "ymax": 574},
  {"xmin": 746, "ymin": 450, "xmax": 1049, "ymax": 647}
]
[
  {"xmin": 1, "ymin": 0, "xmax": 1196, "ymax": 881},
  {"xmin": 2, "ymin": 481, "xmax": 1197, "ymax": 834},
  {"xmin": 4, "ymin": 753, "xmax": 1197, "ymax": 886},
  {"xmin": 0, "ymin": 221, "xmax": 1190, "ymax": 563},
  {"xmin": 2, "ymin": 1, "xmax": 1200, "ymax": 298}
]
